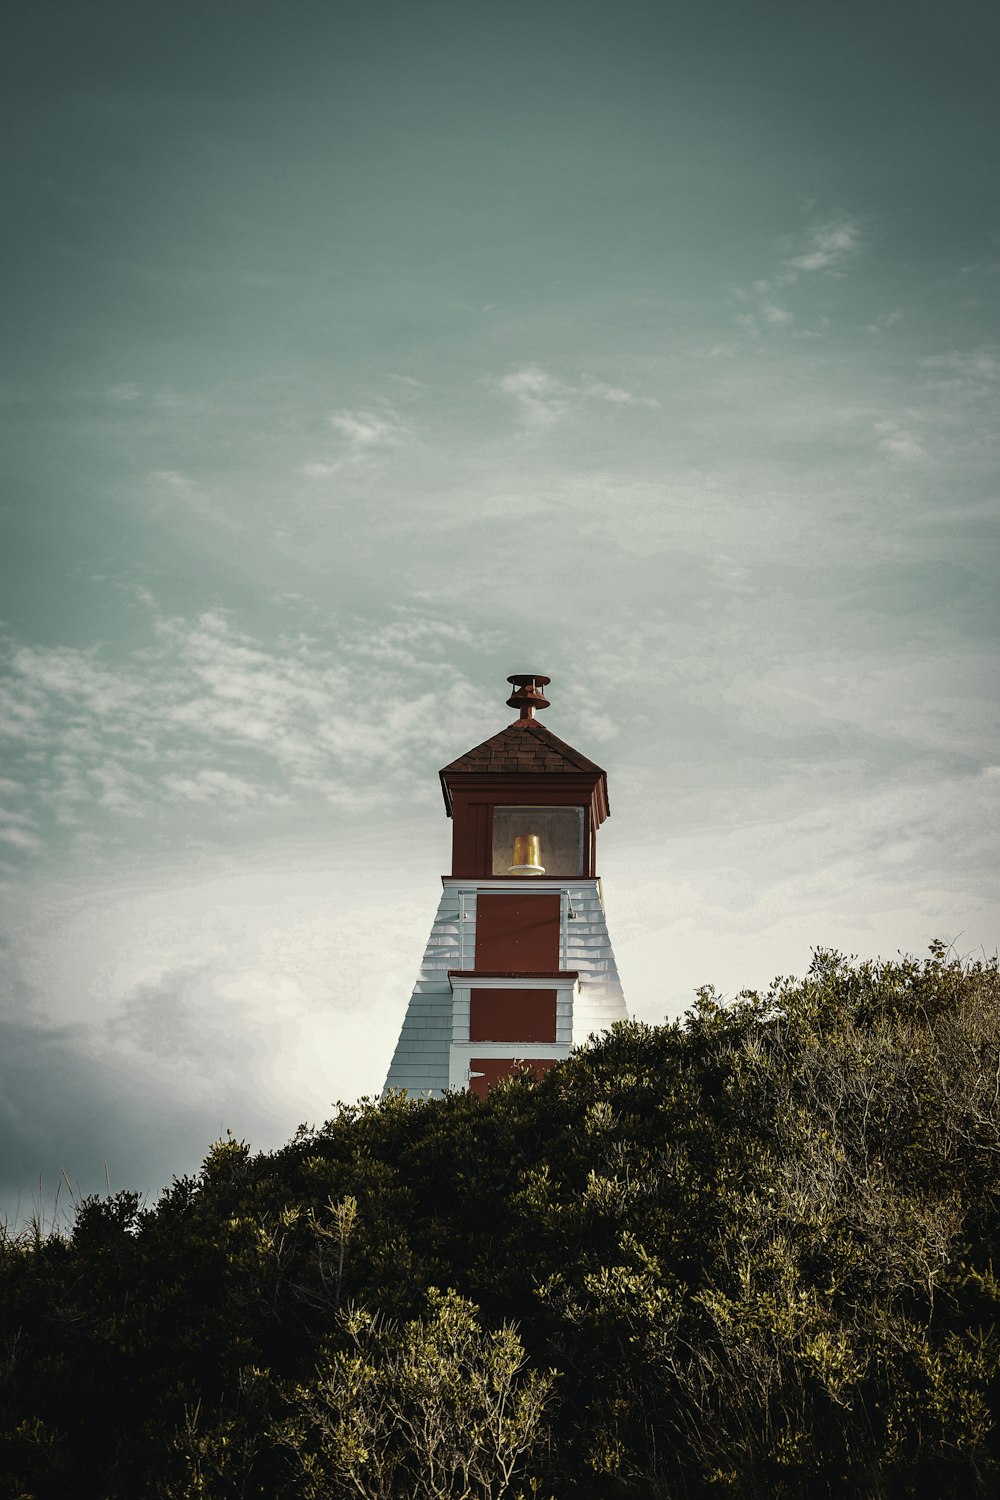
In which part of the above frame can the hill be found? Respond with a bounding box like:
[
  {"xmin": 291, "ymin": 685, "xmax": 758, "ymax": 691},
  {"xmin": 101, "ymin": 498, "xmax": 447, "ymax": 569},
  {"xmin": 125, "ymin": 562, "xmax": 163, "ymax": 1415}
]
[{"xmin": 2, "ymin": 943, "xmax": 999, "ymax": 1499}]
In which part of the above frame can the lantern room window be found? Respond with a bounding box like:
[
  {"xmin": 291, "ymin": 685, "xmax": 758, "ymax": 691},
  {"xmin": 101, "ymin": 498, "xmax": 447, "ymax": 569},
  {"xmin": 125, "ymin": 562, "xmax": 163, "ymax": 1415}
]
[{"xmin": 491, "ymin": 806, "xmax": 584, "ymax": 878}]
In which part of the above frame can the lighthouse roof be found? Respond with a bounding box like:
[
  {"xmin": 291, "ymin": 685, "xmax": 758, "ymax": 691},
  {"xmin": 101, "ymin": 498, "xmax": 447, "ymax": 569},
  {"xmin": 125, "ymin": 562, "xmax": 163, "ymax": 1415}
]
[
  {"xmin": 441, "ymin": 717, "xmax": 604, "ymax": 777},
  {"xmin": 438, "ymin": 673, "xmax": 611, "ymax": 837},
  {"xmin": 438, "ymin": 674, "xmax": 610, "ymax": 825}
]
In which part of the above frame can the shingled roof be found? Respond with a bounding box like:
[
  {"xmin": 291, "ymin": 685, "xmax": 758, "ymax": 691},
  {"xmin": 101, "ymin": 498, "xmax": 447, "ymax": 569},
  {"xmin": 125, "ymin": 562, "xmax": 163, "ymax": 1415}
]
[{"xmin": 441, "ymin": 718, "xmax": 604, "ymax": 776}]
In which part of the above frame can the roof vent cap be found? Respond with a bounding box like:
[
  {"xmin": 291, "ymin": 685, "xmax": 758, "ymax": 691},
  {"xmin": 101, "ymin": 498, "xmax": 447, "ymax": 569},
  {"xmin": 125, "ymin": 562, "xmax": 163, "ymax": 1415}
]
[{"xmin": 505, "ymin": 673, "xmax": 551, "ymax": 720}]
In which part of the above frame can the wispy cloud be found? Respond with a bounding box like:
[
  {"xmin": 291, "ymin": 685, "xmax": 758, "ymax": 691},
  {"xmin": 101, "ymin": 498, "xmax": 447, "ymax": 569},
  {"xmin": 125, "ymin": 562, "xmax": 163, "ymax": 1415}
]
[
  {"xmin": 784, "ymin": 219, "xmax": 862, "ymax": 275},
  {"xmin": 864, "ymin": 310, "xmax": 903, "ymax": 336},
  {"xmin": 329, "ymin": 408, "xmax": 405, "ymax": 447},
  {"xmin": 732, "ymin": 288, "xmax": 795, "ymax": 335},
  {"xmin": 0, "ymin": 822, "xmax": 42, "ymax": 851},
  {"xmin": 732, "ymin": 215, "xmax": 863, "ymax": 334},
  {"xmin": 874, "ymin": 420, "xmax": 926, "ymax": 463},
  {"xmin": 497, "ymin": 366, "xmax": 569, "ymax": 427},
  {"xmin": 580, "ymin": 378, "xmax": 658, "ymax": 408},
  {"xmin": 145, "ymin": 470, "xmax": 244, "ymax": 534},
  {"xmin": 298, "ymin": 403, "xmax": 411, "ymax": 478},
  {"xmin": 160, "ymin": 768, "xmax": 282, "ymax": 807},
  {"xmin": 387, "ymin": 373, "xmax": 426, "ymax": 398},
  {"xmin": 760, "ymin": 301, "xmax": 795, "ymax": 327},
  {"xmin": 149, "ymin": 469, "xmax": 191, "ymax": 493},
  {"xmin": 920, "ymin": 349, "xmax": 1000, "ymax": 391},
  {"xmin": 494, "ymin": 366, "xmax": 657, "ymax": 428},
  {"xmin": 298, "ymin": 462, "xmax": 340, "ymax": 479},
  {"xmin": 0, "ymin": 609, "xmax": 501, "ymax": 855}
]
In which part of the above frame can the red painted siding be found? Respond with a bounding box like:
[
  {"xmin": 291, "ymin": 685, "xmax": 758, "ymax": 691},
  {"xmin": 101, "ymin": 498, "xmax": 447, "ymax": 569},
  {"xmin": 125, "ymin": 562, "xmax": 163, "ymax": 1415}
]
[
  {"xmin": 475, "ymin": 893, "xmax": 560, "ymax": 972},
  {"xmin": 451, "ymin": 799, "xmax": 490, "ymax": 877},
  {"xmin": 469, "ymin": 989, "xmax": 557, "ymax": 1043},
  {"xmin": 469, "ymin": 1057, "xmax": 559, "ymax": 1098}
]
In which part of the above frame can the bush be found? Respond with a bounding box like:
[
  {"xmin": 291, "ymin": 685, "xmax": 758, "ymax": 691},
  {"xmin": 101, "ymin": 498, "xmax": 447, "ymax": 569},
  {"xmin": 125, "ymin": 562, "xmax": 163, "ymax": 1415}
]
[{"xmin": 1, "ymin": 944, "xmax": 998, "ymax": 1498}]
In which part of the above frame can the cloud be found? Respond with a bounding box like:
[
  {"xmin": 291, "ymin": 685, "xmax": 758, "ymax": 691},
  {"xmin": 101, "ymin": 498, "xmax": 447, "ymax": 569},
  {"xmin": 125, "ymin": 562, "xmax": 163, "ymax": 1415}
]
[
  {"xmin": 0, "ymin": 1012, "xmax": 172, "ymax": 1226},
  {"xmin": 109, "ymin": 964, "xmax": 220, "ymax": 1064},
  {"xmin": 0, "ymin": 842, "xmax": 445, "ymax": 1227},
  {"xmin": 149, "ymin": 469, "xmax": 191, "ymax": 492},
  {"xmin": 298, "ymin": 462, "xmax": 340, "ymax": 479},
  {"xmin": 785, "ymin": 219, "xmax": 862, "ymax": 275},
  {"xmin": 387, "ymin": 373, "xmax": 426, "ymax": 398},
  {"xmin": 329, "ymin": 408, "xmax": 404, "ymax": 447},
  {"xmin": 495, "ymin": 366, "xmax": 657, "ymax": 428},
  {"xmin": 874, "ymin": 420, "xmax": 926, "ymax": 463},
  {"xmin": 0, "ymin": 825, "xmax": 41, "ymax": 851},
  {"xmin": 732, "ymin": 215, "xmax": 863, "ymax": 335},
  {"xmin": 0, "ymin": 609, "xmax": 502, "ymax": 854},
  {"xmin": 0, "ymin": 959, "xmax": 292, "ymax": 1228},
  {"xmin": 920, "ymin": 349, "xmax": 1000, "ymax": 392},
  {"xmin": 145, "ymin": 470, "xmax": 245, "ymax": 535},
  {"xmin": 730, "ymin": 287, "xmax": 794, "ymax": 335},
  {"xmin": 580, "ymin": 379, "xmax": 658, "ymax": 409},
  {"xmin": 864, "ymin": 311, "xmax": 903, "ymax": 335},
  {"xmin": 299, "ymin": 404, "xmax": 411, "ymax": 477},
  {"xmin": 160, "ymin": 768, "xmax": 281, "ymax": 807},
  {"xmin": 497, "ymin": 366, "xmax": 569, "ymax": 428}
]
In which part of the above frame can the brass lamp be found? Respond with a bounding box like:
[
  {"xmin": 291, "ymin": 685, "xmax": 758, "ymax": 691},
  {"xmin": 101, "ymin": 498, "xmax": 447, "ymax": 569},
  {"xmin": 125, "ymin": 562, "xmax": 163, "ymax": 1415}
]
[{"xmin": 509, "ymin": 833, "xmax": 544, "ymax": 875}]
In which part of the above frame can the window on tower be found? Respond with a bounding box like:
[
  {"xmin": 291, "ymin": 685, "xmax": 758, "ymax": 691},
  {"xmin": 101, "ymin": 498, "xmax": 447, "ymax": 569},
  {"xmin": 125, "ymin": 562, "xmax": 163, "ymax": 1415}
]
[{"xmin": 491, "ymin": 806, "xmax": 584, "ymax": 877}]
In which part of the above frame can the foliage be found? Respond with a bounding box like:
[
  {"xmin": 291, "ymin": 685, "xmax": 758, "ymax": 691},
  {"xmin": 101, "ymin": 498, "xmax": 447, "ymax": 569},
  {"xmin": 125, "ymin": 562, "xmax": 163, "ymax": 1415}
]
[
  {"xmin": 1, "ymin": 944, "xmax": 999, "ymax": 1498},
  {"xmin": 277, "ymin": 1289, "xmax": 555, "ymax": 1500}
]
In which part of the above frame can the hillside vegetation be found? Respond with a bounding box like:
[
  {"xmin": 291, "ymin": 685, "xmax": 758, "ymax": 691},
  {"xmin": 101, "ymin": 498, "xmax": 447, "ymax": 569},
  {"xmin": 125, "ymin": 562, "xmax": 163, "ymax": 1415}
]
[{"xmin": 2, "ymin": 943, "xmax": 1000, "ymax": 1499}]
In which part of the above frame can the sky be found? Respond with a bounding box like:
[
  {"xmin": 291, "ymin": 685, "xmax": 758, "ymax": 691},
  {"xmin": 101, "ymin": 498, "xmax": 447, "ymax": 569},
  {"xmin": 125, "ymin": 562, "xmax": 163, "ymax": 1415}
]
[{"xmin": 1, "ymin": 0, "xmax": 998, "ymax": 1226}]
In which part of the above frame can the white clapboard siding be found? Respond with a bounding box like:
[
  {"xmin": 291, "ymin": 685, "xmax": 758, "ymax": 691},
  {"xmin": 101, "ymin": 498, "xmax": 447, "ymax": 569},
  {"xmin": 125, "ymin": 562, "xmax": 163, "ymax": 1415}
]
[
  {"xmin": 383, "ymin": 887, "xmax": 475, "ymax": 1096},
  {"xmin": 383, "ymin": 878, "xmax": 625, "ymax": 1096},
  {"xmin": 561, "ymin": 881, "xmax": 628, "ymax": 1044}
]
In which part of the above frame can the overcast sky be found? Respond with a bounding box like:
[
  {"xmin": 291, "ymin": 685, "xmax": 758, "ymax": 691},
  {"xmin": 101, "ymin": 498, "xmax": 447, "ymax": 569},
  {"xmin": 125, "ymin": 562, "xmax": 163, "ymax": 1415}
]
[{"xmin": 2, "ymin": 0, "xmax": 998, "ymax": 1226}]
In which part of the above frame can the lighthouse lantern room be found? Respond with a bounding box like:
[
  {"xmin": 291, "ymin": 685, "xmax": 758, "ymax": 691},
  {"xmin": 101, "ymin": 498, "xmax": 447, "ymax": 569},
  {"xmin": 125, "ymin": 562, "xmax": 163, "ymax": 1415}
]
[{"xmin": 384, "ymin": 674, "xmax": 628, "ymax": 1097}]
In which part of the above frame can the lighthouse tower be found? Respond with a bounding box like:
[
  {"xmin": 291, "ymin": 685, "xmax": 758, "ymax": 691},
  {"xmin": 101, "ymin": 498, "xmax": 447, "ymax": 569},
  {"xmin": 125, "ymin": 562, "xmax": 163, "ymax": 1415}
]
[{"xmin": 384, "ymin": 674, "xmax": 628, "ymax": 1097}]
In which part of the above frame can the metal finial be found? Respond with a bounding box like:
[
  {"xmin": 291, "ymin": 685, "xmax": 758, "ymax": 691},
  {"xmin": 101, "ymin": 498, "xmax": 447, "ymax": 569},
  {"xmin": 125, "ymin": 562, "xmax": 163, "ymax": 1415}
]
[{"xmin": 505, "ymin": 673, "xmax": 551, "ymax": 720}]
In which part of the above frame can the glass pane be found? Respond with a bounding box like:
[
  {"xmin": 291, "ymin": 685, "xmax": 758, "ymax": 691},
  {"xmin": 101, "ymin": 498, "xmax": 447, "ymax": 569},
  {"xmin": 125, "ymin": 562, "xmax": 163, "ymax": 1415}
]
[{"xmin": 491, "ymin": 806, "xmax": 584, "ymax": 877}]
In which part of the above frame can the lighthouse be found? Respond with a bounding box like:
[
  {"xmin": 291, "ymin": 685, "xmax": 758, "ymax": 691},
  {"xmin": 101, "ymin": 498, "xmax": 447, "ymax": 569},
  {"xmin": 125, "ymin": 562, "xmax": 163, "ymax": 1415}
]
[{"xmin": 384, "ymin": 674, "xmax": 628, "ymax": 1097}]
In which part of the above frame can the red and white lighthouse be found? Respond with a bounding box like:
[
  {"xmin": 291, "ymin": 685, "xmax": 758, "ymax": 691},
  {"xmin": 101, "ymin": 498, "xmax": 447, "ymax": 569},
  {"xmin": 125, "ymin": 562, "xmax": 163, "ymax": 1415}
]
[{"xmin": 384, "ymin": 674, "xmax": 627, "ymax": 1097}]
